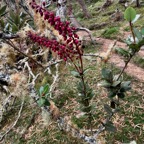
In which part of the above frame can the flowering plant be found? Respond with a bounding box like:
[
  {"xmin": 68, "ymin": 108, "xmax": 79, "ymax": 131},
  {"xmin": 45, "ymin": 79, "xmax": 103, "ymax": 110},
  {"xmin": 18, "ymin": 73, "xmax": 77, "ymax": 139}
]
[{"xmin": 28, "ymin": 0, "xmax": 94, "ymax": 131}]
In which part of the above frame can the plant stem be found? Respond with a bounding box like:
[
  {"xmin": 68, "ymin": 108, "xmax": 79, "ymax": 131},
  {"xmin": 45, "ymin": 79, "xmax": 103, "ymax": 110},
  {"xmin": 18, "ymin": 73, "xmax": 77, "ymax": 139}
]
[
  {"xmin": 129, "ymin": 21, "xmax": 136, "ymax": 44},
  {"xmin": 117, "ymin": 55, "xmax": 133, "ymax": 80},
  {"xmin": 117, "ymin": 21, "xmax": 137, "ymax": 80},
  {"xmin": 78, "ymin": 54, "xmax": 93, "ymax": 134},
  {"xmin": 81, "ymin": 74, "xmax": 93, "ymax": 135}
]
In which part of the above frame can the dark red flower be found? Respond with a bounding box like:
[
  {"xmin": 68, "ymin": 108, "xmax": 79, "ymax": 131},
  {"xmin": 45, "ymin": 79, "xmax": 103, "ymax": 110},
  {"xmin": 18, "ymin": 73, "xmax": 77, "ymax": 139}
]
[{"xmin": 28, "ymin": 1, "xmax": 83, "ymax": 62}]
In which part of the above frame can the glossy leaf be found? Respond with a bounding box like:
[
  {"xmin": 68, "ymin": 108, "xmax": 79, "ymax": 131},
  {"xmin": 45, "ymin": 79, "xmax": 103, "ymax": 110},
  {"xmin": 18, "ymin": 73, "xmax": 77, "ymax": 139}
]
[
  {"xmin": 37, "ymin": 97, "xmax": 50, "ymax": 107},
  {"xmin": 4, "ymin": 23, "xmax": 10, "ymax": 32},
  {"xmin": 39, "ymin": 86, "xmax": 44, "ymax": 96},
  {"xmin": 120, "ymin": 81, "xmax": 131, "ymax": 92},
  {"xmin": 133, "ymin": 28, "xmax": 142, "ymax": 41},
  {"xmin": 112, "ymin": 81, "xmax": 121, "ymax": 87},
  {"xmin": 77, "ymin": 81, "xmax": 83, "ymax": 92},
  {"xmin": 108, "ymin": 91, "xmax": 117, "ymax": 98},
  {"xmin": 86, "ymin": 90, "xmax": 94, "ymax": 100},
  {"xmin": 42, "ymin": 84, "xmax": 50, "ymax": 96},
  {"xmin": 124, "ymin": 7, "xmax": 136, "ymax": 22},
  {"xmin": 141, "ymin": 27, "xmax": 144, "ymax": 35},
  {"xmin": 11, "ymin": 24, "xmax": 19, "ymax": 33},
  {"xmin": 100, "ymin": 81, "xmax": 112, "ymax": 88},
  {"xmin": 19, "ymin": 18, "xmax": 27, "ymax": 29},
  {"xmin": 14, "ymin": 14, "xmax": 20, "ymax": 26},
  {"xmin": 9, "ymin": 11, "xmax": 16, "ymax": 21},
  {"xmin": 0, "ymin": 19, "xmax": 5, "ymax": 28},
  {"xmin": 129, "ymin": 43, "xmax": 140, "ymax": 53},
  {"xmin": 117, "ymin": 92, "xmax": 125, "ymax": 99},
  {"xmin": 71, "ymin": 71, "xmax": 81, "ymax": 78},
  {"xmin": 105, "ymin": 121, "xmax": 117, "ymax": 132},
  {"xmin": 102, "ymin": 68, "xmax": 113, "ymax": 82},
  {"xmin": 83, "ymin": 67, "xmax": 90, "ymax": 74},
  {"xmin": 0, "ymin": 5, "xmax": 7, "ymax": 17},
  {"xmin": 20, "ymin": 12, "xmax": 27, "ymax": 18},
  {"xmin": 104, "ymin": 104, "xmax": 112, "ymax": 114},
  {"xmin": 138, "ymin": 39, "xmax": 144, "ymax": 48}
]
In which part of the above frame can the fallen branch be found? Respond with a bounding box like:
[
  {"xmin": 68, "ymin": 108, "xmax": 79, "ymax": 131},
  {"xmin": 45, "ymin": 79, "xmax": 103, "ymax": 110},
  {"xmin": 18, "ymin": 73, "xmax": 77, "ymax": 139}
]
[
  {"xmin": 74, "ymin": 28, "xmax": 96, "ymax": 45},
  {"xmin": 44, "ymin": 60, "xmax": 63, "ymax": 73},
  {"xmin": 49, "ymin": 63, "xmax": 60, "ymax": 99}
]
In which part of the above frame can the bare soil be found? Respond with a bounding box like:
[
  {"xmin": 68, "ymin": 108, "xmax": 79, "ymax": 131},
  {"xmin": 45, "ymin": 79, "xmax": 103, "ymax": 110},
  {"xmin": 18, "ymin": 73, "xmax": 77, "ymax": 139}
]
[{"xmin": 95, "ymin": 37, "xmax": 144, "ymax": 82}]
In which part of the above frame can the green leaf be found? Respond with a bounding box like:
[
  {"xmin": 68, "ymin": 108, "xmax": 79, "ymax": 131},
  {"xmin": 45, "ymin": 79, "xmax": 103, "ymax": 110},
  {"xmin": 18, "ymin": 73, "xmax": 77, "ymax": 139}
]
[
  {"xmin": 133, "ymin": 28, "xmax": 142, "ymax": 41},
  {"xmin": 37, "ymin": 97, "xmax": 45, "ymax": 107},
  {"xmin": 39, "ymin": 86, "xmax": 44, "ymax": 96},
  {"xmin": 108, "ymin": 91, "xmax": 117, "ymax": 98},
  {"xmin": 105, "ymin": 121, "xmax": 117, "ymax": 132},
  {"xmin": 81, "ymin": 105, "xmax": 92, "ymax": 113},
  {"xmin": 120, "ymin": 81, "xmax": 131, "ymax": 92},
  {"xmin": 104, "ymin": 104, "xmax": 112, "ymax": 114},
  {"xmin": 101, "ymin": 68, "xmax": 113, "ymax": 82},
  {"xmin": 19, "ymin": 18, "xmax": 27, "ymax": 29},
  {"xmin": 77, "ymin": 81, "xmax": 83, "ymax": 92},
  {"xmin": 37, "ymin": 97, "xmax": 50, "ymax": 107},
  {"xmin": 14, "ymin": 14, "xmax": 20, "ymax": 26},
  {"xmin": 83, "ymin": 67, "xmax": 90, "ymax": 74},
  {"xmin": 20, "ymin": 12, "xmax": 27, "ymax": 18},
  {"xmin": 112, "ymin": 81, "xmax": 121, "ymax": 87},
  {"xmin": 86, "ymin": 90, "xmax": 94, "ymax": 100},
  {"xmin": 117, "ymin": 92, "xmax": 125, "ymax": 99},
  {"xmin": 0, "ymin": 12, "xmax": 7, "ymax": 17},
  {"xmin": 124, "ymin": 7, "xmax": 136, "ymax": 22},
  {"xmin": 85, "ymin": 83, "xmax": 91, "ymax": 92},
  {"xmin": 11, "ymin": 24, "xmax": 19, "ymax": 33},
  {"xmin": 141, "ymin": 27, "xmax": 144, "ymax": 35},
  {"xmin": 7, "ymin": 17, "xmax": 15, "ymax": 25},
  {"xmin": 9, "ymin": 11, "xmax": 16, "ymax": 21},
  {"xmin": 129, "ymin": 43, "xmax": 140, "ymax": 53},
  {"xmin": 138, "ymin": 39, "xmax": 144, "ymax": 49},
  {"xmin": 4, "ymin": 23, "xmax": 10, "ymax": 32},
  {"xmin": 0, "ymin": 19, "xmax": 5, "ymax": 28},
  {"xmin": 100, "ymin": 81, "xmax": 112, "ymax": 88},
  {"xmin": 71, "ymin": 71, "xmax": 81, "ymax": 78},
  {"xmin": 43, "ymin": 84, "xmax": 50, "ymax": 95},
  {"xmin": 0, "ymin": 5, "xmax": 7, "ymax": 17},
  {"xmin": 115, "ymin": 48, "xmax": 130, "ymax": 57}
]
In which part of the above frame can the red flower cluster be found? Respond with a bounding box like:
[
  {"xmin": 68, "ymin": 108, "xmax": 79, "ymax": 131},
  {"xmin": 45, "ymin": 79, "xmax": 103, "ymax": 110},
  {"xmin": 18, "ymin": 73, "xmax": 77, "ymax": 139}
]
[
  {"xmin": 29, "ymin": 1, "xmax": 79, "ymax": 41},
  {"xmin": 28, "ymin": 32, "xmax": 78, "ymax": 61},
  {"xmin": 28, "ymin": 0, "xmax": 82, "ymax": 61}
]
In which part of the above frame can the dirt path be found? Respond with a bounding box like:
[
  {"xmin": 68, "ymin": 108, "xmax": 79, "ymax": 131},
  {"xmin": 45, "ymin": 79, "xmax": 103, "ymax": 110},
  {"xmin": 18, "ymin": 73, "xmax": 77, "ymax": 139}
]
[
  {"xmin": 77, "ymin": 31, "xmax": 144, "ymax": 82},
  {"xmin": 95, "ymin": 37, "xmax": 144, "ymax": 81}
]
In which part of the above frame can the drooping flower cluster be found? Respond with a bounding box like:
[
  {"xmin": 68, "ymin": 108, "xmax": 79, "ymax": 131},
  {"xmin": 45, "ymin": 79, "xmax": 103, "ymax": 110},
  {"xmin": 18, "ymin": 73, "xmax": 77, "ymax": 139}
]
[{"xmin": 28, "ymin": 0, "xmax": 82, "ymax": 61}]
